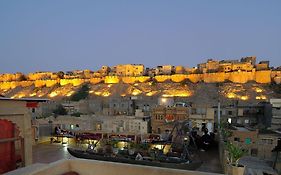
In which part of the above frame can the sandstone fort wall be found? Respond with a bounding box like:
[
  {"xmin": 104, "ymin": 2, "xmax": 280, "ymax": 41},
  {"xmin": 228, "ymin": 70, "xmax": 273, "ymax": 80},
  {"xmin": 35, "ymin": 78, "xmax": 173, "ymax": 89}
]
[{"xmin": 0, "ymin": 70, "xmax": 280, "ymax": 90}]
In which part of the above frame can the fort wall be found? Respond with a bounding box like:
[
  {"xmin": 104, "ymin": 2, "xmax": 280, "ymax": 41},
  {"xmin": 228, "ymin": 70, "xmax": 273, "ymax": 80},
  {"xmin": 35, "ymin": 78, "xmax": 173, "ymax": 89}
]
[
  {"xmin": 45, "ymin": 80, "xmax": 59, "ymax": 87},
  {"xmin": 187, "ymin": 74, "xmax": 203, "ymax": 83},
  {"xmin": 203, "ymin": 72, "xmax": 226, "ymax": 83},
  {"xmin": 0, "ymin": 82, "xmax": 17, "ymax": 90},
  {"xmin": 227, "ymin": 72, "xmax": 254, "ymax": 83},
  {"xmin": 90, "ymin": 78, "xmax": 103, "ymax": 84},
  {"xmin": 60, "ymin": 79, "xmax": 85, "ymax": 86},
  {"xmin": 104, "ymin": 76, "xmax": 120, "ymax": 84},
  {"xmin": 0, "ymin": 69, "xmax": 280, "ymax": 89},
  {"xmin": 19, "ymin": 81, "xmax": 34, "ymax": 87},
  {"xmin": 154, "ymin": 75, "xmax": 171, "ymax": 82},
  {"xmin": 255, "ymin": 70, "xmax": 271, "ymax": 84},
  {"xmin": 136, "ymin": 76, "xmax": 150, "ymax": 83},
  {"xmin": 122, "ymin": 77, "xmax": 137, "ymax": 84},
  {"xmin": 171, "ymin": 74, "xmax": 188, "ymax": 83},
  {"xmin": 34, "ymin": 80, "xmax": 46, "ymax": 88}
]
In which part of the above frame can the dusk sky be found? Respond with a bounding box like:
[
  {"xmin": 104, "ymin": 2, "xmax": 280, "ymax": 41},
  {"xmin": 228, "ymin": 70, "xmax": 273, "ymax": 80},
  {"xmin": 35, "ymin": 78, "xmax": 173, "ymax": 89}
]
[{"xmin": 0, "ymin": 1, "xmax": 281, "ymax": 74}]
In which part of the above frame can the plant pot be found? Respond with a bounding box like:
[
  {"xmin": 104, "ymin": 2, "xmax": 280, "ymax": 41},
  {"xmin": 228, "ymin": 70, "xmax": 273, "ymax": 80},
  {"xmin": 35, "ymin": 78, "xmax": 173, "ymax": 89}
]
[
  {"xmin": 225, "ymin": 164, "xmax": 232, "ymax": 175},
  {"xmin": 232, "ymin": 166, "xmax": 245, "ymax": 175}
]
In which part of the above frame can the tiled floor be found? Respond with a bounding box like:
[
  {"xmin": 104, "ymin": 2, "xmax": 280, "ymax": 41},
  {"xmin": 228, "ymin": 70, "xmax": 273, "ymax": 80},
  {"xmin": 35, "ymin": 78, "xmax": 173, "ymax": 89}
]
[{"xmin": 32, "ymin": 143, "xmax": 223, "ymax": 173}]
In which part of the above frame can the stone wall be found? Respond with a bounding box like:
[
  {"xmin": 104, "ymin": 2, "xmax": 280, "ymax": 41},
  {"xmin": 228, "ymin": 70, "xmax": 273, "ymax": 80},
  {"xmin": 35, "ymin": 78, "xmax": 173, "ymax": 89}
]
[
  {"xmin": 60, "ymin": 79, "xmax": 86, "ymax": 86},
  {"xmin": 1, "ymin": 70, "xmax": 280, "ymax": 91},
  {"xmin": 104, "ymin": 76, "xmax": 120, "ymax": 84}
]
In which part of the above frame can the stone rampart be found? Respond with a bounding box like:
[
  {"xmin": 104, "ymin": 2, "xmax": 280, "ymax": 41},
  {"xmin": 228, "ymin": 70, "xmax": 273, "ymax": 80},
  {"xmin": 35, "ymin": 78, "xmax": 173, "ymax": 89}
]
[
  {"xmin": 227, "ymin": 71, "xmax": 254, "ymax": 83},
  {"xmin": 19, "ymin": 81, "xmax": 33, "ymax": 87},
  {"xmin": 171, "ymin": 74, "xmax": 188, "ymax": 83},
  {"xmin": 0, "ymin": 81, "xmax": 21, "ymax": 90},
  {"xmin": 60, "ymin": 79, "xmax": 85, "ymax": 86},
  {"xmin": 122, "ymin": 77, "xmax": 137, "ymax": 84},
  {"xmin": 136, "ymin": 76, "xmax": 150, "ymax": 83},
  {"xmin": 34, "ymin": 80, "xmax": 46, "ymax": 88},
  {"xmin": 45, "ymin": 80, "xmax": 59, "ymax": 87},
  {"xmin": 203, "ymin": 72, "xmax": 226, "ymax": 83},
  {"xmin": 187, "ymin": 74, "xmax": 203, "ymax": 83},
  {"xmin": 90, "ymin": 77, "xmax": 103, "ymax": 84},
  {"xmin": 155, "ymin": 75, "xmax": 171, "ymax": 82},
  {"xmin": 104, "ymin": 76, "xmax": 120, "ymax": 84},
  {"xmin": 0, "ymin": 70, "xmax": 276, "ymax": 88},
  {"xmin": 255, "ymin": 70, "xmax": 271, "ymax": 83}
]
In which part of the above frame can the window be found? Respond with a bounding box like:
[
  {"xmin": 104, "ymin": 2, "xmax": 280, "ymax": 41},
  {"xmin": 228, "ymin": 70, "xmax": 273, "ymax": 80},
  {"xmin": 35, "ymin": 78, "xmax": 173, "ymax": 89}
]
[
  {"xmin": 234, "ymin": 137, "xmax": 240, "ymax": 142},
  {"xmin": 228, "ymin": 111, "xmax": 233, "ymax": 115}
]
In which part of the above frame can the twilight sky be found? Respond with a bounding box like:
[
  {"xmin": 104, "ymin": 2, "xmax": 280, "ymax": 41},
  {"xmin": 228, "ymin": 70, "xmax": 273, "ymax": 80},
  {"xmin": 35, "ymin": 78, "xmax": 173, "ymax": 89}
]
[{"xmin": 0, "ymin": 1, "xmax": 281, "ymax": 74}]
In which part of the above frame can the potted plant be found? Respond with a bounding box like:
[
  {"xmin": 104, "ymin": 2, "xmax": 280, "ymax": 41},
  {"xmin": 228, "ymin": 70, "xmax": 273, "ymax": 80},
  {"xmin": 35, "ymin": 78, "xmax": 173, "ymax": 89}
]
[{"xmin": 226, "ymin": 142, "xmax": 247, "ymax": 175}]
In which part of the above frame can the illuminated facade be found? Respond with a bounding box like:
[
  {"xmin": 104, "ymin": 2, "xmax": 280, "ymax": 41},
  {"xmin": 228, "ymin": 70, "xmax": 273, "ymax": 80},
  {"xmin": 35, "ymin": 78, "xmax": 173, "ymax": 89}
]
[
  {"xmin": 151, "ymin": 106, "xmax": 189, "ymax": 134},
  {"xmin": 0, "ymin": 57, "xmax": 280, "ymax": 100},
  {"xmin": 115, "ymin": 64, "xmax": 144, "ymax": 76}
]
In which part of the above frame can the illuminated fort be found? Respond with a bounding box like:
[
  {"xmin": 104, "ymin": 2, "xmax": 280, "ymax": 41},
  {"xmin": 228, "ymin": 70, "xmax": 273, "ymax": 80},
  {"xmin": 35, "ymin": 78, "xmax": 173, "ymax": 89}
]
[{"xmin": 0, "ymin": 56, "xmax": 281, "ymax": 101}]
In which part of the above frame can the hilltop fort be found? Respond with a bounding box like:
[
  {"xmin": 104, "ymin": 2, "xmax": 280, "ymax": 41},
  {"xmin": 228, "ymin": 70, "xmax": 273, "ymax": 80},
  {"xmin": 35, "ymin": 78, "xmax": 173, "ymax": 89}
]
[{"xmin": 0, "ymin": 56, "xmax": 280, "ymax": 100}]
